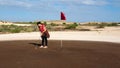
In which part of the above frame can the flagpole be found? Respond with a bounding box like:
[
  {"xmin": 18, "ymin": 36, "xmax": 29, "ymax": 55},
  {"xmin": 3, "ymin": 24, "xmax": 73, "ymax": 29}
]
[
  {"xmin": 60, "ymin": 12, "xmax": 66, "ymax": 49},
  {"xmin": 60, "ymin": 26, "xmax": 63, "ymax": 48},
  {"xmin": 61, "ymin": 39, "xmax": 62, "ymax": 48}
]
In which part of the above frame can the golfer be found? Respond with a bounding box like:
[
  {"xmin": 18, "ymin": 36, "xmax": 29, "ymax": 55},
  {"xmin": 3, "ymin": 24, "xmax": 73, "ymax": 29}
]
[{"xmin": 37, "ymin": 21, "xmax": 49, "ymax": 48}]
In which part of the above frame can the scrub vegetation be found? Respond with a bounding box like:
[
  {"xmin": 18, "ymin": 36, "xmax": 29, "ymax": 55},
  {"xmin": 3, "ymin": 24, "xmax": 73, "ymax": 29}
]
[{"xmin": 0, "ymin": 21, "xmax": 119, "ymax": 34}]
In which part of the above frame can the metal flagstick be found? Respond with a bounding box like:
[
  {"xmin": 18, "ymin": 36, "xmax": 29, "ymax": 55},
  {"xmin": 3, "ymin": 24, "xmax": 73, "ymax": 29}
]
[
  {"xmin": 61, "ymin": 39, "xmax": 62, "ymax": 48},
  {"xmin": 60, "ymin": 13, "xmax": 62, "ymax": 49},
  {"xmin": 60, "ymin": 12, "xmax": 66, "ymax": 49},
  {"xmin": 60, "ymin": 28, "xmax": 63, "ymax": 49}
]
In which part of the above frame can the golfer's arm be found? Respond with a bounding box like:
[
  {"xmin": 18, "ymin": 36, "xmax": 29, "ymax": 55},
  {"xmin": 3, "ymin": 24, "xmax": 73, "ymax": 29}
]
[
  {"xmin": 41, "ymin": 27, "xmax": 46, "ymax": 35},
  {"xmin": 43, "ymin": 27, "xmax": 46, "ymax": 33}
]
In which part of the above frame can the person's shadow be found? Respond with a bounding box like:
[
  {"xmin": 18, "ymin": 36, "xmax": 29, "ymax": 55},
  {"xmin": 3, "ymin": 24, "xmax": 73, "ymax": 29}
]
[{"xmin": 29, "ymin": 43, "xmax": 41, "ymax": 47}]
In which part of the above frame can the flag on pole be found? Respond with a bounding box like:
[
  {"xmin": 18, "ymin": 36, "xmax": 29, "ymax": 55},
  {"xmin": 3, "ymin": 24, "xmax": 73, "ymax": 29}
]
[
  {"xmin": 60, "ymin": 12, "xmax": 66, "ymax": 48},
  {"xmin": 61, "ymin": 12, "xmax": 66, "ymax": 20}
]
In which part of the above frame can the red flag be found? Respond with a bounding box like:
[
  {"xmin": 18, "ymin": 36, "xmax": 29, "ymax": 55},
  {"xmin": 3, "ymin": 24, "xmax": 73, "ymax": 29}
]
[{"xmin": 61, "ymin": 12, "xmax": 66, "ymax": 20}]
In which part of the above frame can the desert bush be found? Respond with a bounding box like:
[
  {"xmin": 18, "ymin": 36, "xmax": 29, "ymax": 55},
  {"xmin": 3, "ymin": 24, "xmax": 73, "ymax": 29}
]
[
  {"xmin": 0, "ymin": 24, "xmax": 38, "ymax": 33},
  {"xmin": 65, "ymin": 23, "xmax": 78, "ymax": 29},
  {"xmin": 84, "ymin": 22, "xmax": 99, "ymax": 26},
  {"xmin": 79, "ymin": 29, "xmax": 91, "ymax": 31},
  {"xmin": 10, "ymin": 28, "xmax": 21, "ymax": 33},
  {"xmin": 0, "ymin": 25, "xmax": 11, "ymax": 32},
  {"xmin": 8, "ymin": 25, "xmax": 21, "ymax": 33},
  {"xmin": 62, "ymin": 22, "xmax": 66, "ymax": 25},
  {"xmin": 96, "ymin": 23, "xmax": 106, "ymax": 28},
  {"xmin": 107, "ymin": 23, "xmax": 118, "ymax": 26},
  {"xmin": 96, "ymin": 25, "xmax": 105, "ymax": 28},
  {"xmin": 50, "ymin": 23, "xmax": 58, "ymax": 26}
]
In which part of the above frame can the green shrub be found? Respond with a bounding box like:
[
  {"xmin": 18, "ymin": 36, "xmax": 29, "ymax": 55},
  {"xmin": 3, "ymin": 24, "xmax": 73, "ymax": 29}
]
[
  {"xmin": 50, "ymin": 23, "xmax": 58, "ymax": 26},
  {"xmin": 107, "ymin": 23, "xmax": 118, "ymax": 26},
  {"xmin": 0, "ymin": 25, "xmax": 10, "ymax": 32},
  {"xmin": 96, "ymin": 23, "xmax": 106, "ymax": 28},
  {"xmin": 10, "ymin": 28, "xmax": 21, "ymax": 33},
  {"xmin": 65, "ymin": 23, "xmax": 78, "ymax": 29},
  {"xmin": 62, "ymin": 22, "xmax": 66, "ymax": 25},
  {"xmin": 0, "ymin": 25, "xmax": 36, "ymax": 33},
  {"xmin": 9, "ymin": 25, "xmax": 21, "ymax": 33}
]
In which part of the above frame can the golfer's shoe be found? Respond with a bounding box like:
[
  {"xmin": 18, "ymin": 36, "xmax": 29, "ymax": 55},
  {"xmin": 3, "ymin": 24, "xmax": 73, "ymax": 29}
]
[
  {"xmin": 44, "ymin": 46, "xmax": 48, "ymax": 48},
  {"xmin": 39, "ymin": 46, "xmax": 43, "ymax": 48}
]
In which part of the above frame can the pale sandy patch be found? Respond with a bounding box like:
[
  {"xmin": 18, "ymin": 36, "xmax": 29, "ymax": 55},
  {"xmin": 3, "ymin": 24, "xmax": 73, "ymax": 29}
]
[{"xmin": 0, "ymin": 31, "xmax": 120, "ymax": 43}]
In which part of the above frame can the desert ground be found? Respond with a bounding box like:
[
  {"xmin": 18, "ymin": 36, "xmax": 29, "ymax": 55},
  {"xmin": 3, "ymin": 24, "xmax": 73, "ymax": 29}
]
[
  {"xmin": 0, "ymin": 40, "xmax": 120, "ymax": 68},
  {"xmin": 0, "ymin": 30, "xmax": 120, "ymax": 43},
  {"xmin": 0, "ymin": 27, "xmax": 120, "ymax": 68}
]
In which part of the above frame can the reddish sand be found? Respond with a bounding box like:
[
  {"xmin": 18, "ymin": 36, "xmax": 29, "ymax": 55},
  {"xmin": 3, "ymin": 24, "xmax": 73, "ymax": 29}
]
[{"xmin": 0, "ymin": 40, "xmax": 120, "ymax": 68}]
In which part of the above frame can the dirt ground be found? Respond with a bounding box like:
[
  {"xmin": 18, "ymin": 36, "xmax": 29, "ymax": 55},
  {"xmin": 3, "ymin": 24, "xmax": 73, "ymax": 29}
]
[{"xmin": 0, "ymin": 40, "xmax": 120, "ymax": 68}]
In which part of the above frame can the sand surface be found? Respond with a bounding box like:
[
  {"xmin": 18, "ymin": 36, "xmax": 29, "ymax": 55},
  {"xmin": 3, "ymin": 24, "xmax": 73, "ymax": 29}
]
[
  {"xmin": 0, "ymin": 30, "xmax": 120, "ymax": 68},
  {"xmin": 0, "ymin": 40, "xmax": 120, "ymax": 68},
  {"xmin": 0, "ymin": 31, "xmax": 120, "ymax": 43}
]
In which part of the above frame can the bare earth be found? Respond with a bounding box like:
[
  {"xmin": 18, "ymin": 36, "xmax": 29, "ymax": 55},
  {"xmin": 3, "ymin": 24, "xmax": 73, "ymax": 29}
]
[
  {"xmin": 0, "ymin": 40, "xmax": 120, "ymax": 68},
  {"xmin": 0, "ymin": 31, "xmax": 120, "ymax": 43},
  {"xmin": 0, "ymin": 27, "xmax": 120, "ymax": 68}
]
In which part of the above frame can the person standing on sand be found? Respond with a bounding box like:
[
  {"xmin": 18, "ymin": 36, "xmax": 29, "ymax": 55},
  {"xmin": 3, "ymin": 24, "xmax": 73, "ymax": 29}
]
[{"xmin": 37, "ymin": 21, "xmax": 50, "ymax": 48}]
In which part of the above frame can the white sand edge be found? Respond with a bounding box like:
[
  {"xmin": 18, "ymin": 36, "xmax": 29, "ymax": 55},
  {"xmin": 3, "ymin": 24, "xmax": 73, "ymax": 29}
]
[{"xmin": 0, "ymin": 31, "xmax": 120, "ymax": 43}]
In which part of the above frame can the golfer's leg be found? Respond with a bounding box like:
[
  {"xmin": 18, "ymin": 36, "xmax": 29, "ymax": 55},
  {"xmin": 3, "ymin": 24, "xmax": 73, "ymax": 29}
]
[
  {"xmin": 41, "ymin": 36, "xmax": 44, "ymax": 46},
  {"xmin": 45, "ymin": 37, "xmax": 48, "ymax": 46}
]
